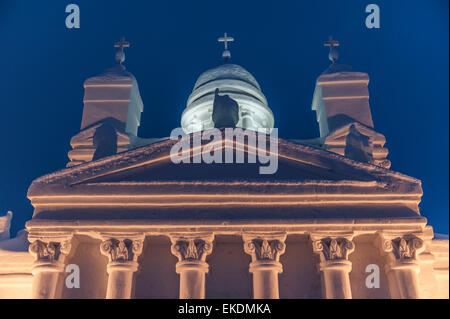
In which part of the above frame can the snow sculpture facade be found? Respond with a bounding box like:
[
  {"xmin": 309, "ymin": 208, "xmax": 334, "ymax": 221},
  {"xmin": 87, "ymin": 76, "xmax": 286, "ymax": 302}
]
[{"xmin": 0, "ymin": 37, "xmax": 447, "ymax": 299}]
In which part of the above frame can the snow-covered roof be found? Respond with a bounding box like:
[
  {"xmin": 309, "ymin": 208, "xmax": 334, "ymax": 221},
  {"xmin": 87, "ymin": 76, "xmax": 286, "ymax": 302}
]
[
  {"xmin": 194, "ymin": 64, "xmax": 261, "ymax": 90},
  {"xmin": 84, "ymin": 64, "xmax": 135, "ymax": 86}
]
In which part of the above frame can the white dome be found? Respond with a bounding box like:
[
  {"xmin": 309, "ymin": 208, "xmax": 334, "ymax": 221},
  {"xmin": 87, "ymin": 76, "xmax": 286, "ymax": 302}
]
[
  {"xmin": 181, "ymin": 64, "xmax": 274, "ymax": 133},
  {"xmin": 193, "ymin": 64, "xmax": 261, "ymax": 91}
]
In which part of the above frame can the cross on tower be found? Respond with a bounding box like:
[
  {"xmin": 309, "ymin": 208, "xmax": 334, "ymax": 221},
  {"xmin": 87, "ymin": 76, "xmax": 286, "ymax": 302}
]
[
  {"xmin": 114, "ymin": 36, "xmax": 130, "ymax": 64},
  {"xmin": 324, "ymin": 35, "xmax": 339, "ymax": 49},
  {"xmin": 324, "ymin": 36, "xmax": 339, "ymax": 63},
  {"xmin": 218, "ymin": 32, "xmax": 234, "ymax": 62}
]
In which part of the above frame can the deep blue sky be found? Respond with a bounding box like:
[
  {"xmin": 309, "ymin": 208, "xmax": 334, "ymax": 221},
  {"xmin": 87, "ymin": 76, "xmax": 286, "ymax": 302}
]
[{"xmin": 0, "ymin": 1, "xmax": 448, "ymax": 235}]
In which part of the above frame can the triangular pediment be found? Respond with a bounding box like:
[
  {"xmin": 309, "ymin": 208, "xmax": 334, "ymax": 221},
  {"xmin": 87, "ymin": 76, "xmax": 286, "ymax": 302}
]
[
  {"xmin": 28, "ymin": 130, "xmax": 421, "ymax": 198},
  {"xmin": 27, "ymin": 130, "xmax": 424, "ymax": 222},
  {"xmin": 325, "ymin": 122, "xmax": 386, "ymax": 145}
]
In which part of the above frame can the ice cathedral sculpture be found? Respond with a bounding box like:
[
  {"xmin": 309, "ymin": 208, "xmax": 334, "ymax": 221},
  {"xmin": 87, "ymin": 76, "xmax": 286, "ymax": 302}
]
[{"xmin": 0, "ymin": 35, "xmax": 447, "ymax": 299}]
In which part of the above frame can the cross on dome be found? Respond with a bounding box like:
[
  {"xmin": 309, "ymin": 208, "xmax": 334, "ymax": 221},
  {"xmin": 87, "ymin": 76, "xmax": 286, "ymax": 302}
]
[
  {"xmin": 324, "ymin": 35, "xmax": 339, "ymax": 48},
  {"xmin": 324, "ymin": 35, "xmax": 339, "ymax": 63},
  {"xmin": 218, "ymin": 32, "xmax": 234, "ymax": 62},
  {"xmin": 114, "ymin": 36, "xmax": 130, "ymax": 64},
  {"xmin": 218, "ymin": 32, "xmax": 234, "ymax": 50}
]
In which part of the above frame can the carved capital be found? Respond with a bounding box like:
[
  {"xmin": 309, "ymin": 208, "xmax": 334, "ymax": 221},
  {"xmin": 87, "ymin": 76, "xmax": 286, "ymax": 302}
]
[
  {"xmin": 170, "ymin": 234, "xmax": 214, "ymax": 262},
  {"xmin": 312, "ymin": 237, "xmax": 355, "ymax": 262},
  {"xmin": 29, "ymin": 239, "xmax": 72, "ymax": 263},
  {"xmin": 100, "ymin": 238, "xmax": 144, "ymax": 263},
  {"xmin": 243, "ymin": 233, "xmax": 286, "ymax": 263},
  {"xmin": 379, "ymin": 234, "xmax": 425, "ymax": 263}
]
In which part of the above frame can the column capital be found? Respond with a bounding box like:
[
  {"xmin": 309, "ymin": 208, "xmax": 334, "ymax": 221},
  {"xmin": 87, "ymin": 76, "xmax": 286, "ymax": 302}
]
[
  {"xmin": 377, "ymin": 232, "xmax": 425, "ymax": 298},
  {"xmin": 310, "ymin": 234, "xmax": 354, "ymax": 299},
  {"xmin": 311, "ymin": 234, "xmax": 355, "ymax": 264},
  {"xmin": 169, "ymin": 233, "xmax": 214, "ymax": 264},
  {"xmin": 378, "ymin": 233, "xmax": 425, "ymax": 271},
  {"xmin": 243, "ymin": 233, "xmax": 286, "ymax": 299},
  {"xmin": 243, "ymin": 233, "xmax": 286, "ymax": 266},
  {"xmin": 169, "ymin": 233, "xmax": 214, "ymax": 298},
  {"xmin": 28, "ymin": 236, "xmax": 76, "ymax": 298},
  {"xmin": 100, "ymin": 237, "xmax": 145, "ymax": 266},
  {"xmin": 99, "ymin": 235, "xmax": 145, "ymax": 299},
  {"xmin": 29, "ymin": 239, "xmax": 72, "ymax": 262},
  {"xmin": 29, "ymin": 237, "xmax": 75, "ymax": 275}
]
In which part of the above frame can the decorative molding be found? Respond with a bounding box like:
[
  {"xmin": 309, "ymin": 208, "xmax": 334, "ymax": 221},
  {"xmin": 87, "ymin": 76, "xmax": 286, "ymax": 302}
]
[
  {"xmin": 312, "ymin": 237, "xmax": 355, "ymax": 262},
  {"xmin": 243, "ymin": 233, "xmax": 286, "ymax": 262},
  {"xmin": 100, "ymin": 238, "xmax": 144, "ymax": 262},
  {"xmin": 29, "ymin": 239, "xmax": 72, "ymax": 262},
  {"xmin": 170, "ymin": 234, "xmax": 214, "ymax": 262}
]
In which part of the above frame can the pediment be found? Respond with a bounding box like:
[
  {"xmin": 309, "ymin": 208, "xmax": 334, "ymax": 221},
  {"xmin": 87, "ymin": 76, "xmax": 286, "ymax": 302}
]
[
  {"xmin": 28, "ymin": 131, "xmax": 421, "ymax": 199},
  {"xmin": 70, "ymin": 121, "xmax": 132, "ymax": 148},
  {"xmin": 325, "ymin": 122, "xmax": 386, "ymax": 145}
]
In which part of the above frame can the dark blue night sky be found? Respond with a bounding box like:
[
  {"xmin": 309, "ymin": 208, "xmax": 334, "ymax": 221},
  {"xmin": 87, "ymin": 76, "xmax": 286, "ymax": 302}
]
[{"xmin": 0, "ymin": 1, "xmax": 448, "ymax": 235}]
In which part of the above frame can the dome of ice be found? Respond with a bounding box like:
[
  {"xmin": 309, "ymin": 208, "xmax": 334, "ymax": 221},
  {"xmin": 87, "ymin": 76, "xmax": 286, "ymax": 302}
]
[{"xmin": 181, "ymin": 64, "xmax": 274, "ymax": 133}]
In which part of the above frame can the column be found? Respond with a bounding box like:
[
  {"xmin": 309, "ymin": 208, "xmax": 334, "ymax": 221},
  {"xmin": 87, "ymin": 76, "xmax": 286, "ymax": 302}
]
[
  {"xmin": 100, "ymin": 237, "xmax": 144, "ymax": 299},
  {"xmin": 243, "ymin": 233, "xmax": 286, "ymax": 299},
  {"xmin": 311, "ymin": 235, "xmax": 355, "ymax": 299},
  {"xmin": 379, "ymin": 233, "xmax": 425, "ymax": 299},
  {"xmin": 29, "ymin": 239, "xmax": 72, "ymax": 299},
  {"xmin": 170, "ymin": 233, "xmax": 214, "ymax": 299}
]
